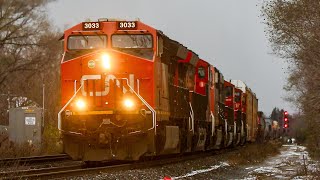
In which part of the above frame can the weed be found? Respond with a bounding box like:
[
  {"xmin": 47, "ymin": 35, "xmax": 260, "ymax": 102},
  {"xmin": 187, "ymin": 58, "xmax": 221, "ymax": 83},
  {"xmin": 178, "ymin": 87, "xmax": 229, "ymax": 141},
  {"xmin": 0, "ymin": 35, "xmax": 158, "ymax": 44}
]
[
  {"xmin": 295, "ymin": 154, "xmax": 320, "ymax": 179},
  {"xmin": 227, "ymin": 140, "xmax": 282, "ymax": 166},
  {"xmin": 41, "ymin": 122, "xmax": 61, "ymax": 154}
]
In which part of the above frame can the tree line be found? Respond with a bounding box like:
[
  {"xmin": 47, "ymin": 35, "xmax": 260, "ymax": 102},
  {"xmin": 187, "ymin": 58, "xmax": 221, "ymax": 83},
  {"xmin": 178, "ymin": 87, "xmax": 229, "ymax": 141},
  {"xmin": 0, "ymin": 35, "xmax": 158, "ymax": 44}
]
[
  {"xmin": 262, "ymin": 0, "xmax": 320, "ymax": 158},
  {"xmin": 0, "ymin": 0, "xmax": 61, "ymax": 125},
  {"xmin": 0, "ymin": 0, "xmax": 61, "ymax": 152}
]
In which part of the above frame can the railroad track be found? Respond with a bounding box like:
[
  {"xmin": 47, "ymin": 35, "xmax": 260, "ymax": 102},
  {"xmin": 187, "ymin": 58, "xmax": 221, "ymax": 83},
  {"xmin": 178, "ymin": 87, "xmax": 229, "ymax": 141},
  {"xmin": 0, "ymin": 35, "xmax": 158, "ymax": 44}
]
[
  {"xmin": 1, "ymin": 148, "xmax": 238, "ymax": 179},
  {"xmin": 0, "ymin": 164, "xmax": 82, "ymax": 179},
  {"xmin": 0, "ymin": 154, "xmax": 71, "ymax": 166}
]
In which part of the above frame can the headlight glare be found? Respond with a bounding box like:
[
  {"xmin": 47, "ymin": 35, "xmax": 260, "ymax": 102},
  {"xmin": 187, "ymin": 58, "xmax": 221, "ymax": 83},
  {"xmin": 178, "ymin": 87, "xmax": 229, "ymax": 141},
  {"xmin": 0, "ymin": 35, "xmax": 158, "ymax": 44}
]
[
  {"xmin": 102, "ymin": 54, "xmax": 111, "ymax": 69},
  {"xmin": 75, "ymin": 99, "xmax": 86, "ymax": 110},
  {"xmin": 123, "ymin": 99, "xmax": 134, "ymax": 109}
]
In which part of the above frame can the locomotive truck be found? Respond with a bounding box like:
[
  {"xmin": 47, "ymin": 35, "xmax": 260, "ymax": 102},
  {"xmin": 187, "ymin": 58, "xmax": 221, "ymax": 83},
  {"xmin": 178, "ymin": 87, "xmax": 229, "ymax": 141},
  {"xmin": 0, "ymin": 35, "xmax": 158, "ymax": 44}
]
[{"xmin": 58, "ymin": 19, "xmax": 259, "ymax": 162}]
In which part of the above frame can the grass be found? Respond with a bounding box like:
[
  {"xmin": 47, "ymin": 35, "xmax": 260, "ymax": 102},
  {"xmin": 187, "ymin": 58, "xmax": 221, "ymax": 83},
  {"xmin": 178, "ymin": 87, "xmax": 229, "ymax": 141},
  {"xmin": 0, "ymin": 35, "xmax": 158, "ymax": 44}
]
[
  {"xmin": 0, "ymin": 123, "xmax": 61, "ymax": 159},
  {"xmin": 0, "ymin": 140, "xmax": 30, "ymax": 178},
  {"xmin": 295, "ymin": 152, "xmax": 320, "ymax": 179},
  {"xmin": 227, "ymin": 140, "xmax": 282, "ymax": 165},
  {"xmin": 0, "ymin": 138, "xmax": 36, "ymax": 159}
]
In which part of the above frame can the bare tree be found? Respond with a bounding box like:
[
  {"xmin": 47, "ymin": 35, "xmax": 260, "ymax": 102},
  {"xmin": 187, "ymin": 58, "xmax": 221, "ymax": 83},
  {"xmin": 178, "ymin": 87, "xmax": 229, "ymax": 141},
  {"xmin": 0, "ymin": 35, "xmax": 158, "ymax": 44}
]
[
  {"xmin": 262, "ymin": 0, "xmax": 320, "ymax": 158},
  {"xmin": 0, "ymin": 0, "xmax": 62, "ymax": 154},
  {"xmin": 0, "ymin": 0, "xmax": 58, "ymax": 90}
]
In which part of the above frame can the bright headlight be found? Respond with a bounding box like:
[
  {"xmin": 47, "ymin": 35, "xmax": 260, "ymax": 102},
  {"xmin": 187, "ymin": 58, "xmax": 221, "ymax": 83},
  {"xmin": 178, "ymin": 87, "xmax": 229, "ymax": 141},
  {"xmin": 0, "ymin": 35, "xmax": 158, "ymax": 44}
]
[
  {"xmin": 102, "ymin": 53, "xmax": 111, "ymax": 69},
  {"xmin": 75, "ymin": 99, "xmax": 86, "ymax": 110},
  {"xmin": 123, "ymin": 99, "xmax": 134, "ymax": 109}
]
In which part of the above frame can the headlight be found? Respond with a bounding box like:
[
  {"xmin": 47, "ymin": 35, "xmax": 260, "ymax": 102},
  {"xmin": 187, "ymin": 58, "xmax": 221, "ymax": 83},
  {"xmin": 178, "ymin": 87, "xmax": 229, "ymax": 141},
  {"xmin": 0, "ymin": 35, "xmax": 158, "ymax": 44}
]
[
  {"xmin": 75, "ymin": 99, "xmax": 86, "ymax": 110},
  {"xmin": 123, "ymin": 98, "xmax": 134, "ymax": 109},
  {"xmin": 102, "ymin": 53, "xmax": 111, "ymax": 69}
]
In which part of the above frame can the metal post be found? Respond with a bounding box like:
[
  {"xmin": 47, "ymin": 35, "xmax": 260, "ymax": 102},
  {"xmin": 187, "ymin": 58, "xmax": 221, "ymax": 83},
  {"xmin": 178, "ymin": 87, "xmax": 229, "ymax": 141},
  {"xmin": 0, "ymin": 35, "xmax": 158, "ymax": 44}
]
[
  {"xmin": 7, "ymin": 91, "xmax": 10, "ymax": 110},
  {"xmin": 42, "ymin": 83, "xmax": 45, "ymax": 126}
]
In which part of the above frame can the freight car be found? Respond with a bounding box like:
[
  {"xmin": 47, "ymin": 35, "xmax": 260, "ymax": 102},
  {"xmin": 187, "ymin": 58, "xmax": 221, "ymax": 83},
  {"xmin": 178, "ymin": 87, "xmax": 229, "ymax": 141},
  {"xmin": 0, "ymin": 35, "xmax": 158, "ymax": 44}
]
[{"xmin": 58, "ymin": 19, "xmax": 261, "ymax": 162}]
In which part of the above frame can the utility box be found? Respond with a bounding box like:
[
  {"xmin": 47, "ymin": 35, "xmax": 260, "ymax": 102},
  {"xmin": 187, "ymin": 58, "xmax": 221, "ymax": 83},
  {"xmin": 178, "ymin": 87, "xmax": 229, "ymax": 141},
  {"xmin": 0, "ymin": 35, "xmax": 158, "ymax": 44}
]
[{"xmin": 9, "ymin": 107, "xmax": 42, "ymax": 147}]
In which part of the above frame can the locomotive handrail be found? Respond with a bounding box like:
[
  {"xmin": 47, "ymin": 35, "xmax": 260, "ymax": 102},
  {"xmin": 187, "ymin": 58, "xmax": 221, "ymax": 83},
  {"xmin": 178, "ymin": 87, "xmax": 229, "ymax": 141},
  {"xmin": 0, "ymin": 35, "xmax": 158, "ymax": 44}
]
[
  {"xmin": 189, "ymin": 102, "xmax": 194, "ymax": 134},
  {"xmin": 210, "ymin": 111, "xmax": 215, "ymax": 136},
  {"xmin": 241, "ymin": 120, "xmax": 244, "ymax": 137},
  {"xmin": 58, "ymin": 83, "xmax": 84, "ymax": 132},
  {"xmin": 234, "ymin": 121, "xmax": 237, "ymax": 138},
  {"xmin": 119, "ymin": 78, "xmax": 157, "ymax": 135},
  {"xmin": 136, "ymin": 79, "xmax": 140, "ymax": 94},
  {"xmin": 224, "ymin": 119, "xmax": 228, "ymax": 139},
  {"xmin": 74, "ymin": 80, "xmax": 77, "ymax": 94}
]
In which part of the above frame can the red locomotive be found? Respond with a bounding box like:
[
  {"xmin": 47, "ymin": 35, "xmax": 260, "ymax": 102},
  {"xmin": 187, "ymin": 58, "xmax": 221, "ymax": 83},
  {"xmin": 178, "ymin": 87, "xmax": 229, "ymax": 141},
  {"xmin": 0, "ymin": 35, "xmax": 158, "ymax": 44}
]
[{"xmin": 58, "ymin": 19, "xmax": 259, "ymax": 162}]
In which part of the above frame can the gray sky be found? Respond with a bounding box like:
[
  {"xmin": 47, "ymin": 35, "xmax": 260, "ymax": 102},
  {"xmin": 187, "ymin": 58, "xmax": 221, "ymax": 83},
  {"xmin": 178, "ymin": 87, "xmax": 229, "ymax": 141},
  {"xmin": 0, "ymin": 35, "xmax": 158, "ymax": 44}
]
[{"xmin": 47, "ymin": 0, "xmax": 293, "ymax": 115}]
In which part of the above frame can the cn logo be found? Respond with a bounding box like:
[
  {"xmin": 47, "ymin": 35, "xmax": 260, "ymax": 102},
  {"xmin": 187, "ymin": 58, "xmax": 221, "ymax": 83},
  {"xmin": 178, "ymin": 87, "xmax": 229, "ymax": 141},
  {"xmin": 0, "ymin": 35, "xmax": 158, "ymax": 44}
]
[{"xmin": 80, "ymin": 74, "xmax": 135, "ymax": 96}]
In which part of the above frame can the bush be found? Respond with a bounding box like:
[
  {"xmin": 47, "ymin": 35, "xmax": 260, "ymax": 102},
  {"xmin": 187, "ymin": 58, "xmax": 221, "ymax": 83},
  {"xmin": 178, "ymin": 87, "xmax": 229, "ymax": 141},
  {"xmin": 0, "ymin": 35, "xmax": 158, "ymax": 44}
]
[{"xmin": 41, "ymin": 122, "xmax": 61, "ymax": 154}]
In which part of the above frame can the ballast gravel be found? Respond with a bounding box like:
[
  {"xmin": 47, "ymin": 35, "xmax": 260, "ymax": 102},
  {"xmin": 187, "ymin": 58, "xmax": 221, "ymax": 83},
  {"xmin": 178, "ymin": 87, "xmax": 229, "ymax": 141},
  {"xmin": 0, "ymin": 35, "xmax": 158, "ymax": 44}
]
[
  {"xmin": 65, "ymin": 143, "xmax": 320, "ymax": 179},
  {"xmin": 68, "ymin": 147, "xmax": 249, "ymax": 180}
]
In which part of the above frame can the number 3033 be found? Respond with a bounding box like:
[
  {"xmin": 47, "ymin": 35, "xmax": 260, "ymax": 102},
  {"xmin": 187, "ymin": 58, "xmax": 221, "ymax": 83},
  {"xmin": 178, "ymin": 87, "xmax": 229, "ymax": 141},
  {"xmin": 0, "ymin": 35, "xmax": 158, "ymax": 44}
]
[
  {"xmin": 84, "ymin": 22, "xmax": 100, "ymax": 29},
  {"xmin": 119, "ymin": 22, "xmax": 136, "ymax": 28}
]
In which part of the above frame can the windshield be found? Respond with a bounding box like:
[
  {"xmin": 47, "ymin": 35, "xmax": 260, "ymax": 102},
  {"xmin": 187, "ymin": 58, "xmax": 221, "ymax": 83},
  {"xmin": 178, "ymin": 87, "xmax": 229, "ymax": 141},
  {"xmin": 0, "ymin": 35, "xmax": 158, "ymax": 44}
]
[
  {"xmin": 225, "ymin": 86, "xmax": 233, "ymax": 97},
  {"xmin": 112, "ymin": 34, "xmax": 152, "ymax": 48},
  {"xmin": 235, "ymin": 92, "xmax": 241, "ymax": 102},
  {"xmin": 68, "ymin": 35, "xmax": 107, "ymax": 50},
  {"xmin": 111, "ymin": 34, "xmax": 154, "ymax": 60},
  {"xmin": 198, "ymin": 67, "xmax": 206, "ymax": 79}
]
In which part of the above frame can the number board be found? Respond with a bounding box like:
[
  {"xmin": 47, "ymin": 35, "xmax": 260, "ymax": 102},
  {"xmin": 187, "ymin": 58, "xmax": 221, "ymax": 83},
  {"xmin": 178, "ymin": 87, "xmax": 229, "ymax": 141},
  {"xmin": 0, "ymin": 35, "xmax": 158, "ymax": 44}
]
[
  {"xmin": 117, "ymin": 21, "xmax": 137, "ymax": 30},
  {"xmin": 82, "ymin": 22, "xmax": 102, "ymax": 30}
]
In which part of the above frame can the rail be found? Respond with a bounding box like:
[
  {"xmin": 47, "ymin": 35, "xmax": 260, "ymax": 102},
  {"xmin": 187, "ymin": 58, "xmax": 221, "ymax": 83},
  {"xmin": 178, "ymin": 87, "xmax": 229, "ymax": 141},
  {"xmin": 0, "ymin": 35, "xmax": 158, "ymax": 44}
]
[
  {"xmin": 0, "ymin": 154, "xmax": 70, "ymax": 165},
  {"xmin": 1, "ymin": 164, "xmax": 82, "ymax": 179},
  {"xmin": 224, "ymin": 119, "xmax": 228, "ymax": 139},
  {"xmin": 189, "ymin": 102, "xmax": 194, "ymax": 134},
  {"xmin": 234, "ymin": 121, "xmax": 237, "ymax": 138},
  {"xmin": 241, "ymin": 120, "xmax": 244, "ymax": 137},
  {"xmin": 57, "ymin": 77, "xmax": 156, "ymax": 134},
  {"xmin": 210, "ymin": 111, "xmax": 215, "ymax": 136},
  {"xmin": 58, "ymin": 83, "xmax": 83, "ymax": 132},
  {"xmin": 74, "ymin": 80, "xmax": 77, "ymax": 94},
  {"xmin": 2, "ymin": 148, "xmax": 238, "ymax": 179},
  {"xmin": 119, "ymin": 78, "xmax": 156, "ymax": 135},
  {"xmin": 136, "ymin": 79, "xmax": 140, "ymax": 94}
]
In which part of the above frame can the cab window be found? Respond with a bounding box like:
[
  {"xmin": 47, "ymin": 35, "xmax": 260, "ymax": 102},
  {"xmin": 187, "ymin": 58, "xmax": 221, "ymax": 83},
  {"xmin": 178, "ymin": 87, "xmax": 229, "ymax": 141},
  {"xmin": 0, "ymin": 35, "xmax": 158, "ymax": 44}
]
[
  {"xmin": 198, "ymin": 66, "xmax": 206, "ymax": 79},
  {"xmin": 235, "ymin": 92, "xmax": 241, "ymax": 102},
  {"xmin": 112, "ymin": 34, "xmax": 152, "ymax": 48},
  {"xmin": 225, "ymin": 86, "xmax": 233, "ymax": 97},
  {"xmin": 68, "ymin": 35, "xmax": 107, "ymax": 50},
  {"xmin": 112, "ymin": 34, "xmax": 154, "ymax": 60}
]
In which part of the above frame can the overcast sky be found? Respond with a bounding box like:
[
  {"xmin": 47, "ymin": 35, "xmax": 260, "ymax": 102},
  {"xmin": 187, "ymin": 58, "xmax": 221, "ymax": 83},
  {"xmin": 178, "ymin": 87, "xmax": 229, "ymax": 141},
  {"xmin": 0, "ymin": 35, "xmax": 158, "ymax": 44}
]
[{"xmin": 47, "ymin": 0, "xmax": 294, "ymax": 115}]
